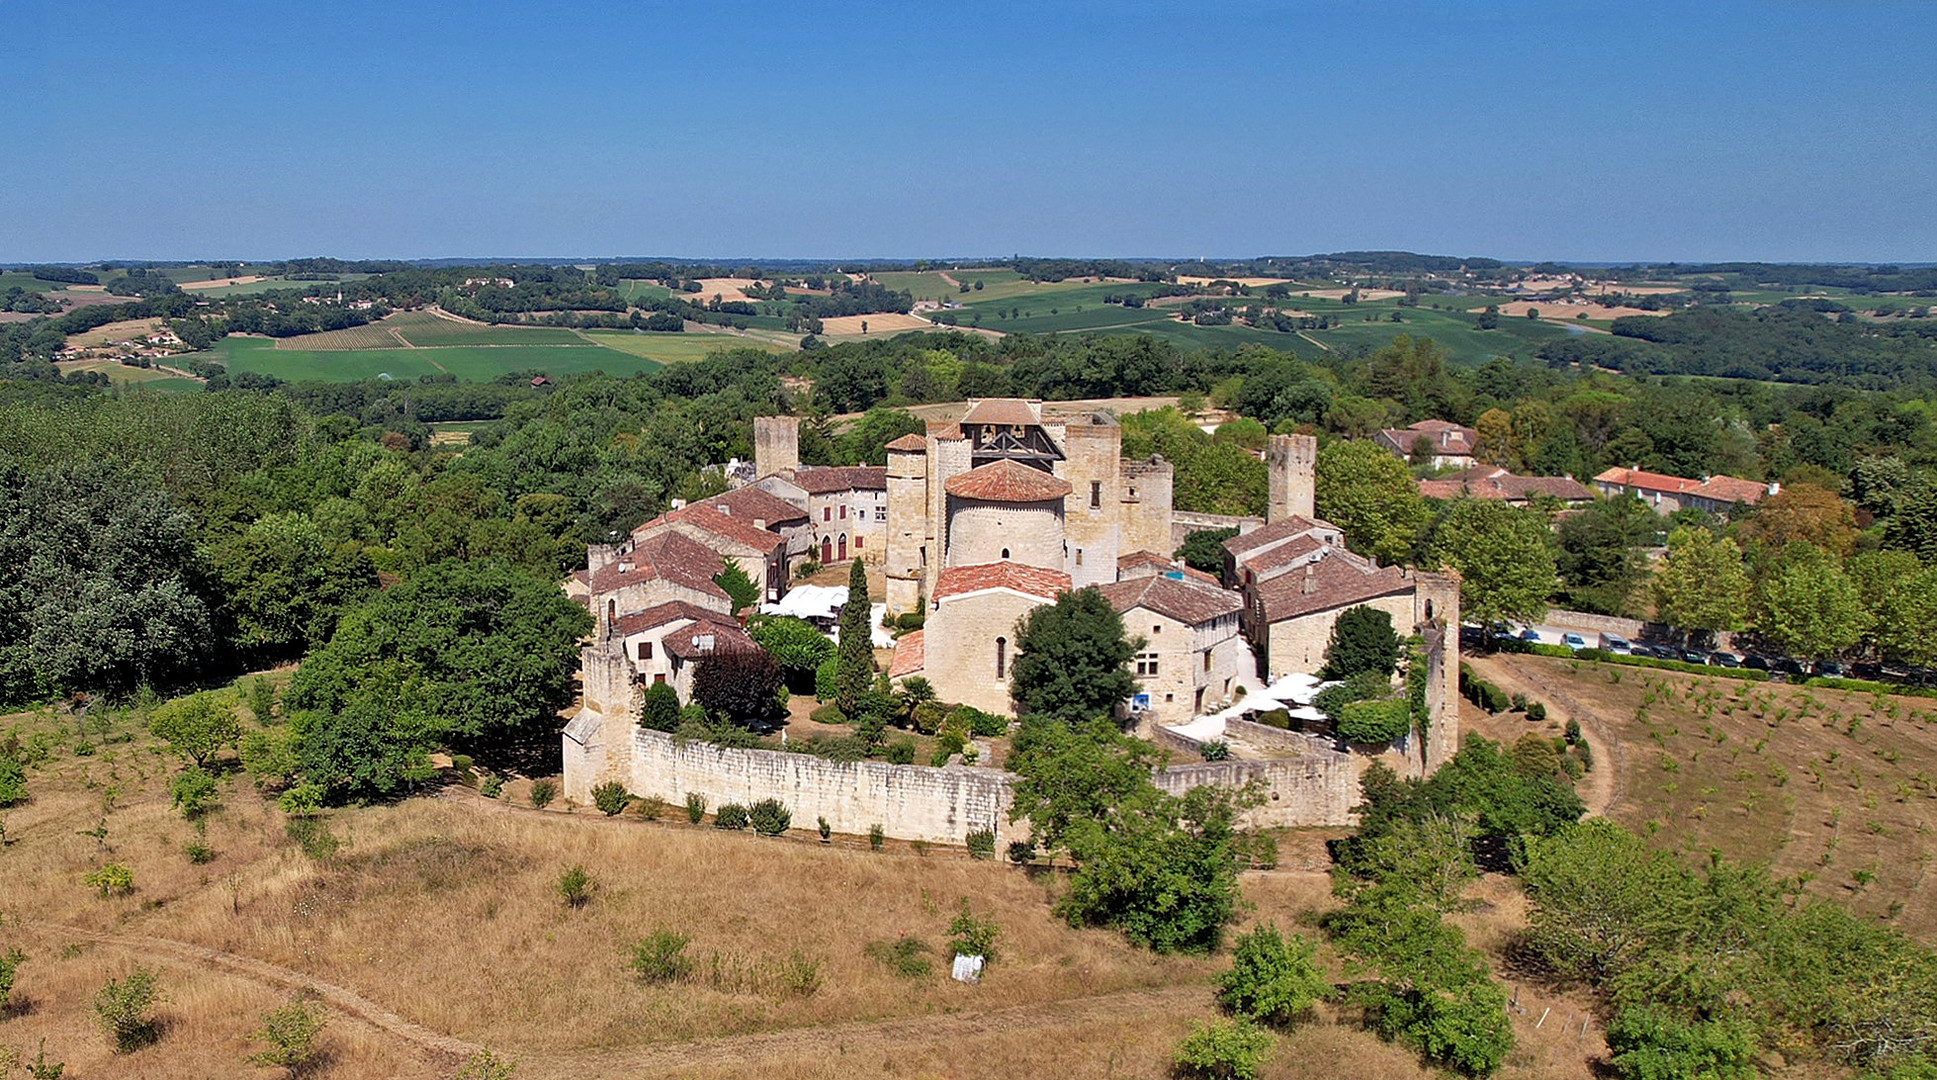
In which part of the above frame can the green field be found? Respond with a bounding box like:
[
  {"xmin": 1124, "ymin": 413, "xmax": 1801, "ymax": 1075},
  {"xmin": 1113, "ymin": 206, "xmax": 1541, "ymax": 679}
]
[
  {"xmin": 619, "ymin": 279, "xmax": 675, "ymax": 303},
  {"xmin": 581, "ymin": 329, "xmax": 793, "ymax": 363},
  {"xmin": 201, "ymin": 336, "xmax": 662, "ymax": 383},
  {"xmin": 0, "ymin": 271, "xmax": 52, "ymax": 292},
  {"xmin": 389, "ymin": 316, "xmax": 585, "ymax": 347}
]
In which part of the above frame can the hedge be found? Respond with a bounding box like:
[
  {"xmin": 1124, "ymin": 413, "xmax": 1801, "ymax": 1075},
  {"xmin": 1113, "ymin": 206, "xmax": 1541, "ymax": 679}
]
[{"xmin": 1337, "ymin": 698, "xmax": 1412, "ymax": 744}]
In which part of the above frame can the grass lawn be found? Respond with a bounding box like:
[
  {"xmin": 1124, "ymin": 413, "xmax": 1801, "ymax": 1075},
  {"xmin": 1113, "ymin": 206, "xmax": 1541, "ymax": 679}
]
[{"xmin": 56, "ymin": 357, "xmax": 188, "ymax": 385}]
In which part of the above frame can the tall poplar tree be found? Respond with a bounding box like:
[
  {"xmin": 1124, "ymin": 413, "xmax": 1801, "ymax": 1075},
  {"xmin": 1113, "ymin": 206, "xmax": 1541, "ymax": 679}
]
[{"xmin": 836, "ymin": 558, "xmax": 872, "ymax": 717}]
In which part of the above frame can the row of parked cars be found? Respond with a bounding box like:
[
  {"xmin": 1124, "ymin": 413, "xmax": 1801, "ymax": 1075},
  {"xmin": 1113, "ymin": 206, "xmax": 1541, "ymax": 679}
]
[{"xmin": 1467, "ymin": 623, "xmax": 1854, "ymax": 679}]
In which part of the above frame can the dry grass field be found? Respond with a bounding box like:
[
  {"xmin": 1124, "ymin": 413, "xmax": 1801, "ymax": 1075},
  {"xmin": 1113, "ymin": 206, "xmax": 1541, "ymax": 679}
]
[
  {"xmin": 179, "ymin": 275, "xmax": 267, "ymax": 291},
  {"xmin": 64, "ymin": 318, "xmax": 165, "ymax": 347},
  {"xmin": 1478, "ymin": 300, "xmax": 1670, "ymax": 322},
  {"xmin": 816, "ymin": 313, "xmax": 936, "ymax": 338},
  {"xmin": 8, "ymin": 655, "xmax": 1923, "ymax": 1077},
  {"xmin": 0, "ymin": 692, "xmax": 1628, "ymax": 1080},
  {"xmin": 1473, "ymin": 653, "xmax": 1937, "ymax": 937}
]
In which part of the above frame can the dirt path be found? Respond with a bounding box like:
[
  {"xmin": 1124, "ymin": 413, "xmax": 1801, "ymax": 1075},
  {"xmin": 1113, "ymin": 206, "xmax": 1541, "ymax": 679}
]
[
  {"xmin": 518, "ymin": 984, "xmax": 1205, "ymax": 1079},
  {"xmin": 1464, "ymin": 654, "xmax": 1624, "ymax": 816},
  {"xmin": 20, "ymin": 919, "xmax": 482, "ymax": 1060}
]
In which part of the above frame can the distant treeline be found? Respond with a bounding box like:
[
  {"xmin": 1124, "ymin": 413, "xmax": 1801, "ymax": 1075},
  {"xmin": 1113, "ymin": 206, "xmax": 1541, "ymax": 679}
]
[{"xmin": 1537, "ymin": 305, "xmax": 1937, "ymax": 390}]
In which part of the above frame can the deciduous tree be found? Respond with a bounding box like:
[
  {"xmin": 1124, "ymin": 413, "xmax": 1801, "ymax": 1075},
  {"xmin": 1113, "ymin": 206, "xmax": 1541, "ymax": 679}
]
[
  {"xmin": 1010, "ymin": 587, "xmax": 1141, "ymax": 724},
  {"xmin": 1316, "ymin": 439, "xmax": 1429, "ymax": 564},
  {"xmin": 1426, "ymin": 499, "xmax": 1556, "ymax": 629},
  {"xmin": 1651, "ymin": 527, "xmax": 1750, "ymax": 638}
]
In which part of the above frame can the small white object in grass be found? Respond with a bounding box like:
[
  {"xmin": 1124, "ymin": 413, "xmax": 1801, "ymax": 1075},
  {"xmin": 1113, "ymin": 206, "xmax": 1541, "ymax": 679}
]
[{"xmin": 950, "ymin": 954, "xmax": 984, "ymax": 983}]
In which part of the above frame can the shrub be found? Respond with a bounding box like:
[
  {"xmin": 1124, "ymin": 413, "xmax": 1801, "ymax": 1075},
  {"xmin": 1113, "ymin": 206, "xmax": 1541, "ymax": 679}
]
[
  {"xmin": 965, "ymin": 707, "xmax": 1009, "ymax": 738},
  {"xmin": 911, "ymin": 700, "xmax": 949, "ymax": 734},
  {"xmin": 1337, "ymin": 698, "xmax": 1413, "ymax": 744},
  {"xmin": 84, "ymin": 863, "xmax": 134, "ymax": 898},
  {"xmin": 748, "ymin": 615, "xmax": 836, "ymax": 677},
  {"xmin": 1201, "ymin": 740, "xmax": 1231, "ymax": 761},
  {"xmin": 948, "ymin": 899, "xmax": 999, "ymax": 961},
  {"xmin": 1174, "ymin": 1018, "xmax": 1274, "ymax": 1080},
  {"xmin": 1574, "ymin": 740, "xmax": 1594, "ymax": 771},
  {"xmin": 528, "ymin": 777, "xmax": 557, "ymax": 810},
  {"xmin": 1215, "ymin": 924, "xmax": 1330, "ymax": 1028},
  {"xmin": 245, "ymin": 996, "xmax": 326, "ymax": 1071},
  {"xmin": 869, "ymin": 823, "xmax": 885, "ymax": 851},
  {"xmin": 1528, "ymin": 701, "xmax": 1549, "ymax": 724},
  {"xmin": 92, "ymin": 966, "xmax": 162, "ymax": 1052},
  {"xmin": 479, "ymin": 775, "xmax": 504, "ymax": 799},
  {"xmin": 1605, "ymin": 1006, "xmax": 1756, "ymax": 1080},
  {"xmin": 556, "ymin": 864, "xmax": 595, "ymax": 908},
  {"xmin": 169, "ymin": 767, "xmax": 219, "ymax": 819},
  {"xmin": 21, "ymin": 1040, "xmax": 63, "ymax": 1079},
  {"xmin": 884, "ymin": 738, "xmax": 916, "ymax": 764},
  {"xmin": 284, "ymin": 816, "xmax": 339, "ymax": 860},
  {"xmin": 809, "ymin": 702, "xmax": 846, "ymax": 725},
  {"xmin": 629, "ymin": 929, "xmax": 693, "ymax": 984},
  {"xmin": 1254, "ymin": 709, "xmax": 1292, "ymax": 730},
  {"xmin": 1511, "ymin": 693, "xmax": 1528, "ymax": 712},
  {"xmin": 685, "ymin": 792, "xmax": 707, "ymax": 823},
  {"xmin": 454, "ymin": 1048, "xmax": 517, "ymax": 1080},
  {"xmin": 639, "ymin": 681, "xmax": 681, "ymax": 732},
  {"xmin": 817, "ymin": 815, "xmax": 831, "ymax": 842},
  {"xmin": 0, "ymin": 754, "xmax": 29, "ymax": 807},
  {"xmin": 863, "ymin": 937, "xmax": 934, "ymax": 978},
  {"xmin": 966, "ymin": 828, "xmax": 996, "ymax": 860},
  {"xmin": 637, "ymin": 795, "xmax": 667, "ymax": 821},
  {"xmin": 591, "ymin": 780, "xmax": 630, "ymax": 817},
  {"xmin": 1007, "ymin": 838, "xmax": 1038, "ymax": 864},
  {"xmin": 749, "ymin": 798, "xmax": 791, "ymax": 836},
  {"xmin": 248, "ymin": 675, "xmax": 276, "ymax": 722},
  {"xmin": 714, "ymin": 803, "xmax": 749, "ymax": 830},
  {"xmin": 814, "ymin": 657, "xmax": 839, "ymax": 702},
  {"xmin": 183, "ymin": 838, "xmax": 215, "ymax": 864},
  {"xmin": 0, "ymin": 946, "xmax": 23, "ymax": 1010},
  {"xmin": 1563, "ymin": 717, "xmax": 1581, "ymax": 744}
]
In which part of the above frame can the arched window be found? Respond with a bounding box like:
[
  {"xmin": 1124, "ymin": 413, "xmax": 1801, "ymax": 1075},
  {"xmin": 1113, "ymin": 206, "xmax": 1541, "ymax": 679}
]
[
  {"xmin": 1424, "ymin": 598, "xmax": 1435, "ymax": 621},
  {"xmin": 995, "ymin": 637, "xmax": 1007, "ymax": 679},
  {"xmin": 606, "ymin": 599, "xmax": 615, "ymax": 623},
  {"xmin": 1000, "ymin": 547, "xmax": 1010, "ymax": 560}
]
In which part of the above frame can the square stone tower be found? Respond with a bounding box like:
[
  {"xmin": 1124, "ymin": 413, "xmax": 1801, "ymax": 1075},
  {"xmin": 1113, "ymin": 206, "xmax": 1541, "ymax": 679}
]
[
  {"xmin": 885, "ymin": 435, "xmax": 929, "ymax": 615},
  {"xmin": 1267, "ymin": 433, "xmax": 1317, "ymax": 523},
  {"xmin": 754, "ymin": 416, "xmax": 799, "ymax": 480},
  {"xmin": 1059, "ymin": 419, "xmax": 1124, "ymax": 588}
]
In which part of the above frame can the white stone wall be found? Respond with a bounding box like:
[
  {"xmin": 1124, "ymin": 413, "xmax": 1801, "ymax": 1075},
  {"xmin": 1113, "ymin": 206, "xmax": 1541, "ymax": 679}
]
[{"xmin": 1262, "ymin": 592, "xmax": 1417, "ymax": 682}]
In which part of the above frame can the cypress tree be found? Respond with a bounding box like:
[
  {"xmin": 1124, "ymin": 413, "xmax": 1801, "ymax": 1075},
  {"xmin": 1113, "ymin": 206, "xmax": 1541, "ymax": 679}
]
[{"xmin": 836, "ymin": 558, "xmax": 873, "ymax": 717}]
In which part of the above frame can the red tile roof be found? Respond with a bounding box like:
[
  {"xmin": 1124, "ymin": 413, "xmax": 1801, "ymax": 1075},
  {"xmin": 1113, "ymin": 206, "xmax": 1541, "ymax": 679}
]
[
  {"xmin": 962, "ymin": 398, "xmax": 1043, "ymax": 426},
  {"xmin": 1239, "ymin": 534, "xmax": 1326, "ymax": 574},
  {"xmin": 889, "ymin": 629, "xmax": 925, "ymax": 677},
  {"xmin": 1117, "ymin": 550, "xmax": 1176, "ymax": 572},
  {"xmin": 639, "ymin": 502, "xmax": 786, "ymax": 555},
  {"xmin": 1251, "ymin": 555, "xmax": 1414, "ymax": 624},
  {"xmin": 1419, "ymin": 466, "xmax": 1592, "ymax": 503},
  {"xmin": 614, "ymin": 600, "xmax": 737, "ymax": 637},
  {"xmin": 885, "ymin": 433, "xmax": 928, "ymax": 453},
  {"xmin": 1221, "ymin": 516, "xmax": 1339, "ymax": 560},
  {"xmin": 944, "ymin": 459, "xmax": 1072, "ymax": 503},
  {"xmin": 1376, "ymin": 420, "xmax": 1479, "ymax": 458},
  {"xmin": 586, "ymin": 531, "xmax": 729, "ymax": 599},
  {"xmin": 795, "ymin": 466, "xmax": 888, "ymax": 494},
  {"xmin": 1096, "ymin": 575, "xmax": 1242, "ymax": 627},
  {"xmin": 933, "ymin": 562, "xmax": 1072, "ymax": 603},
  {"xmin": 663, "ymin": 622, "xmax": 757, "ymax": 660},
  {"xmin": 1594, "ymin": 467, "xmax": 1771, "ymax": 506},
  {"xmin": 927, "ymin": 422, "xmax": 964, "ymax": 440},
  {"xmin": 700, "ymin": 486, "xmax": 807, "ymax": 525}
]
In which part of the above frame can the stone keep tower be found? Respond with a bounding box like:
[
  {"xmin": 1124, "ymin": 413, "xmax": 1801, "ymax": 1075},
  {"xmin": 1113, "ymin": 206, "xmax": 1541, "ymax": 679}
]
[
  {"xmin": 1060, "ymin": 420, "xmax": 1124, "ymax": 589},
  {"xmin": 1267, "ymin": 433, "xmax": 1317, "ymax": 523},
  {"xmin": 885, "ymin": 436, "xmax": 929, "ymax": 615},
  {"xmin": 753, "ymin": 416, "xmax": 799, "ymax": 480}
]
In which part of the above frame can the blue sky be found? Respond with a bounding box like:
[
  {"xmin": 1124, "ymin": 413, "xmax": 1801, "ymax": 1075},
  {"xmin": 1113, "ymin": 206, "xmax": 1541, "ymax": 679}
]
[{"xmin": 3, "ymin": 1, "xmax": 1933, "ymax": 263}]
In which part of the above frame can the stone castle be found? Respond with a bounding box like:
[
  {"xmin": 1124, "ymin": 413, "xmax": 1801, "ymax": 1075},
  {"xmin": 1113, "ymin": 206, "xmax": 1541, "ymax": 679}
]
[{"xmin": 562, "ymin": 399, "xmax": 1461, "ymax": 835}]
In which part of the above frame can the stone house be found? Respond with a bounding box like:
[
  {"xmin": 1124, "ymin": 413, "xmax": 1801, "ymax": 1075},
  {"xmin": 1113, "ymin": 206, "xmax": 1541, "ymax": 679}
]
[
  {"xmin": 1095, "ymin": 572, "xmax": 1247, "ymax": 729},
  {"xmin": 1375, "ymin": 419, "xmax": 1480, "ymax": 469}
]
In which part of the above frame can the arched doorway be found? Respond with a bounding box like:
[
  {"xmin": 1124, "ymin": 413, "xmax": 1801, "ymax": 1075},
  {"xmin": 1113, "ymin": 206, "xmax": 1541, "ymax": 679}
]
[
  {"xmin": 837, "ymin": 534, "xmax": 848, "ymax": 561},
  {"xmin": 821, "ymin": 537, "xmax": 832, "ymax": 563}
]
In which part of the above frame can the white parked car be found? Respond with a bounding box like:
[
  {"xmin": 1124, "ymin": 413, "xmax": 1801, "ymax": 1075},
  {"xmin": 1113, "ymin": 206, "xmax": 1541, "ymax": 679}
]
[
  {"xmin": 1562, "ymin": 632, "xmax": 1589, "ymax": 651},
  {"xmin": 1599, "ymin": 633, "xmax": 1632, "ymax": 654}
]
